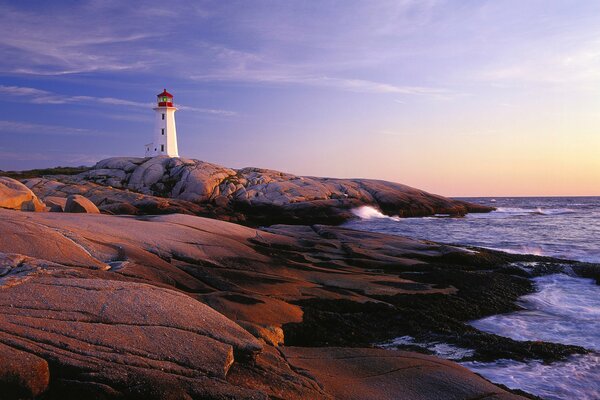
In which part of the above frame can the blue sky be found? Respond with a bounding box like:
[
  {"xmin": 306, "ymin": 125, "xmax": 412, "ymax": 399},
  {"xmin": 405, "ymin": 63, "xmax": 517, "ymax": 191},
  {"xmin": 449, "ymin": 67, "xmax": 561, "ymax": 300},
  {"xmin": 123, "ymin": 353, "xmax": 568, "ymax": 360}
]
[{"xmin": 1, "ymin": 0, "xmax": 599, "ymax": 195}]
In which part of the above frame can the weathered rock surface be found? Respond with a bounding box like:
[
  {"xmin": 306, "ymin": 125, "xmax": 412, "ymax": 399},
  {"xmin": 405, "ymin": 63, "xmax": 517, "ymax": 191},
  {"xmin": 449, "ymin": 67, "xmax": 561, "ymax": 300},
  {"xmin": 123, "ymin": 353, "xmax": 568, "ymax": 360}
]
[
  {"xmin": 23, "ymin": 156, "xmax": 493, "ymax": 225},
  {"xmin": 282, "ymin": 347, "xmax": 524, "ymax": 400},
  {"xmin": 0, "ymin": 342, "xmax": 49, "ymax": 398},
  {"xmin": 0, "ymin": 209, "xmax": 536, "ymax": 399},
  {"xmin": 64, "ymin": 194, "xmax": 100, "ymax": 213},
  {"xmin": 0, "ymin": 177, "xmax": 45, "ymax": 212},
  {"xmin": 23, "ymin": 176, "xmax": 225, "ymax": 220},
  {"xmin": 44, "ymin": 196, "xmax": 67, "ymax": 212}
]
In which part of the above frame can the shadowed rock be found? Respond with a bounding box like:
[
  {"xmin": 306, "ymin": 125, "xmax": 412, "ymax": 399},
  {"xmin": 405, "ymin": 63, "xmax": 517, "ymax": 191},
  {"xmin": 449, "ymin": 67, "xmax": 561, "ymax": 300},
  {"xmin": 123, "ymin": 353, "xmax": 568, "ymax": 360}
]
[
  {"xmin": 45, "ymin": 196, "xmax": 67, "ymax": 212},
  {"xmin": 0, "ymin": 342, "xmax": 50, "ymax": 398}
]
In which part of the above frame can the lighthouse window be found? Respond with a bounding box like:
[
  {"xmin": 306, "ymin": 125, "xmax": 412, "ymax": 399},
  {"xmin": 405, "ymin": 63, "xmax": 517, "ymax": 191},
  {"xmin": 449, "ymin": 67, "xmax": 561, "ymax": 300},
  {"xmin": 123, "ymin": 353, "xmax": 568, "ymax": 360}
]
[
  {"xmin": 161, "ymin": 128, "xmax": 164, "ymax": 135},
  {"xmin": 162, "ymin": 97, "xmax": 168, "ymax": 102},
  {"xmin": 162, "ymin": 113, "xmax": 165, "ymax": 120},
  {"xmin": 161, "ymin": 145, "xmax": 164, "ymax": 152}
]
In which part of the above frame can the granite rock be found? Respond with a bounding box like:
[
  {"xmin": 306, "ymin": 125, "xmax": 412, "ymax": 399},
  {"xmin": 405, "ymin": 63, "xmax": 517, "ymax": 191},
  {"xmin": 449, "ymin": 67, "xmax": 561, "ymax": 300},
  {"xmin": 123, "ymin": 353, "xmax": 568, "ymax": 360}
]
[
  {"xmin": 0, "ymin": 209, "xmax": 536, "ymax": 399},
  {"xmin": 65, "ymin": 194, "xmax": 100, "ymax": 213},
  {"xmin": 25, "ymin": 157, "xmax": 493, "ymax": 225},
  {"xmin": 0, "ymin": 176, "xmax": 45, "ymax": 212}
]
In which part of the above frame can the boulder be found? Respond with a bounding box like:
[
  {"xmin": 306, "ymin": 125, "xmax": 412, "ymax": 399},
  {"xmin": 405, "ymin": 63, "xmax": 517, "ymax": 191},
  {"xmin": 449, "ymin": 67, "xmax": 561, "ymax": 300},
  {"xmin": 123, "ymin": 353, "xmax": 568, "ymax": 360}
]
[
  {"xmin": 128, "ymin": 157, "xmax": 169, "ymax": 192},
  {"xmin": 0, "ymin": 177, "xmax": 45, "ymax": 212},
  {"xmin": 64, "ymin": 194, "xmax": 100, "ymax": 213},
  {"xmin": 44, "ymin": 196, "xmax": 67, "ymax": 212},
  {"xmin": 95, "ymin": 157, "xmax": 146, "ymax": 172},
  {"xmin": 25, "ymin": 157, "xmax": 494, "ymax": 225}
]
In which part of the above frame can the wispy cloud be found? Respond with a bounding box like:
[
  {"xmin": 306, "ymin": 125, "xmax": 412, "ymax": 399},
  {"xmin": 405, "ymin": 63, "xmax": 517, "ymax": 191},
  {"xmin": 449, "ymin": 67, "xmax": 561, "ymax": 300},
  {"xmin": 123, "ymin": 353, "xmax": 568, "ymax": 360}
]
[
  {"xmin": 0, "ymin": 2, "xmax": 453, "ymax": 96},
  {"xmin": 0, "ymin": 150, "xmax": 110, "ymax": 165},
  {"xmin": 0, "ymin": 4, "xmax": 161, "ymax": 75},
  {"xmin": 191, "ymin": 64, "xmax": 450, "ymax": 96},
  {"xmin": 0, "ymin": 85, "xmax": 236, "ymax": 116},
  {"xmin": 0, "ymin": 120, "xmax": 93, "ymax": 136}
]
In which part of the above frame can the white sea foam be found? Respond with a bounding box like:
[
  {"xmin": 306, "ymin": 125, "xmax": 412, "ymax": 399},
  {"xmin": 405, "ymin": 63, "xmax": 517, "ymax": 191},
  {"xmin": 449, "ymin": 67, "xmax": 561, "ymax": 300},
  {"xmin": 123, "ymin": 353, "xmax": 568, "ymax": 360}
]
[
  {"xmin": 463, "ymin": 354, "xmax": 600, "ymax": 400},
  {"xmin": 488, "ymin": 207, "xmax": 576, "ymax": 216},
  {"xmin": 351, "ymin": 206, "xmax": 400, "ymax": 221},
  {"xmin": 378, "ymin": 335, "xmax": 474, "ymax": 360},
  {"xmin": 465, "ymin": 274, "xmax": 600, "ymax": 399},
  {"xmin": 346, "ymin": 198, "xmax": 600, "ymax": 398},
  {"xmin": 471, "ymin": 274, "xmax": 600, "ymax": 350}
]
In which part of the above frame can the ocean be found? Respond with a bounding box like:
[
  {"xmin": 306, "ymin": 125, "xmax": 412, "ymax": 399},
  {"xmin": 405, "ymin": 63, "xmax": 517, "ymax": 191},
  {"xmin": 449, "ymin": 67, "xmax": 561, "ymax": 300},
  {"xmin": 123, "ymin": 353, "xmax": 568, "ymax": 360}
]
[{"xmin": 343, "ymin": 197, "xmax": 600, "ymax": 400}]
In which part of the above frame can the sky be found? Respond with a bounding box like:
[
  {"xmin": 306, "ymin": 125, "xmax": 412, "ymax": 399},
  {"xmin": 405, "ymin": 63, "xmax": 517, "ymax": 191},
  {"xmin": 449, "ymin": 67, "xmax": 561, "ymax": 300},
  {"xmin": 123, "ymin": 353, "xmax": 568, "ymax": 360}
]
[{"xmin": 0, "ymin": 0, "xmax": 599, "ymax": 196}]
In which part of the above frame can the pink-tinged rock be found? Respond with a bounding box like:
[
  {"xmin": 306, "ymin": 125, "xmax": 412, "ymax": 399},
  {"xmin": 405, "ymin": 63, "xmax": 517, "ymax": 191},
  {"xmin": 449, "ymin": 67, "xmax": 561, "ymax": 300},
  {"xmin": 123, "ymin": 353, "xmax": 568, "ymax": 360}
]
[
  {"xmin": 0, "ymin": 276, "xmax": 264, "ymax": 399},
  {"xmin": 44, "ymin": 196, "xmax": 67, "ymax": 212},
  {"xmin": 0, "ymin": 177, "xmax": 45, "ymax": 212},
  {"xmin": 282, "ymin": 347, "xmax": 525, "ymax": 400},
  {"xmin": 0, "ymin": 342, "xmax": 50, "ymax": 398},
  {"xmin": 64, "ymin": 194, "xmax": 100, "ymax": 213}
]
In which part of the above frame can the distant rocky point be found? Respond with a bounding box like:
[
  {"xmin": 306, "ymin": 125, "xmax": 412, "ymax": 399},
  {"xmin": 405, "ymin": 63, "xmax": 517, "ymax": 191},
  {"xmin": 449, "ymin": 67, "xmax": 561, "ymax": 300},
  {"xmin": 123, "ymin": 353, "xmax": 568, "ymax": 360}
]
[{"xmin": 8, "ymin": 156, "xmax": 493, "ymax": 225}]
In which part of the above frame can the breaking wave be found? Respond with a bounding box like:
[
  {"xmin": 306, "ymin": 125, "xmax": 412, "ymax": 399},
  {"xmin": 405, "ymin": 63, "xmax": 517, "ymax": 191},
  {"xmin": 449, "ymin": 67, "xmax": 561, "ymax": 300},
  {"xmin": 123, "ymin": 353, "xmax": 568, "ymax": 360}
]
[
  {"xmin": 351, "ymin": 206, "xmax": 400, "ymax": 221},
  {"xmin": 465, "ymin": 274, "xmax": 600, "ymax": 400},
  {"xmin": 492, "ymin": 207, "xmax": 577, "ymax": 216}
]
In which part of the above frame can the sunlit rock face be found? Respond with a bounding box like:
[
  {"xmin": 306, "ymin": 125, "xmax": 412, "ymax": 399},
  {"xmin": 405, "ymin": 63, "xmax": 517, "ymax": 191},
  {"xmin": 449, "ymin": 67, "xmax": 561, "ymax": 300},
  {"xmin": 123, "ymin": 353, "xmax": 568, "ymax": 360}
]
[
  {"xmin": 0, "ymin": 209, "xmax": 526, "ymax": 399},
  {"xmin": 0, "ymin": 176, "xmax": 45, "ymax": 211},
  {"xmin": 23, "ymin": 156, "xmax": 493, "ymax": 225}
]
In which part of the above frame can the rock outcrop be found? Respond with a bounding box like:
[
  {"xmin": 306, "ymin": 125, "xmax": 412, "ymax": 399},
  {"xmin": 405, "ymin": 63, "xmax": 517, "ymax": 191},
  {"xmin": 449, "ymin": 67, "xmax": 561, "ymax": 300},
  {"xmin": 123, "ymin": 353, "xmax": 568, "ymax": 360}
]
[
  {"xmin": 282, "ymin": 347, "xmax": 525, "ymax": 400},
  {"xmin": 22, "ymin": 156, "xmax": 493, "ymax": 225},
  {"xmin": 0, "ymin": 177, "xmax": 45, "ymax": 212},
  {"xmin": 64, "ymin": 194, "xmax": 100, "ymax": 213},
  {"xmin": 44, "ymin": 196, "xmax": 67, "ymax": 212},
  {"xmin": 0, "ymin": 209, "xmax": 538, "ymax": 399}
]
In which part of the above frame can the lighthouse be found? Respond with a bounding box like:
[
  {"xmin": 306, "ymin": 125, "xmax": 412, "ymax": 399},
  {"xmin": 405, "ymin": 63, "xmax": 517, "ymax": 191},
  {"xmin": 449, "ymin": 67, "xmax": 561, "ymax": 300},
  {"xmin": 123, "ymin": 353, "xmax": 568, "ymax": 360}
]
[{"xmin": 145, "ymin": 89, "xmax": 179, "ymax": 157}]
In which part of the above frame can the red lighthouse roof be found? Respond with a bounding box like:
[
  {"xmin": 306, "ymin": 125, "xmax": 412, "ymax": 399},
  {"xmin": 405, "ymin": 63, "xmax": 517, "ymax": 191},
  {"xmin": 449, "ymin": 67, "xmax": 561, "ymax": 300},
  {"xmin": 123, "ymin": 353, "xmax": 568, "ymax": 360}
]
[
  {"xmin": 157, "ymin": 89, "xmax": 173, "ymax": 98},
  {"xmin": 157, "ymin": 88, "xmax": 174, "ymax": 107}
]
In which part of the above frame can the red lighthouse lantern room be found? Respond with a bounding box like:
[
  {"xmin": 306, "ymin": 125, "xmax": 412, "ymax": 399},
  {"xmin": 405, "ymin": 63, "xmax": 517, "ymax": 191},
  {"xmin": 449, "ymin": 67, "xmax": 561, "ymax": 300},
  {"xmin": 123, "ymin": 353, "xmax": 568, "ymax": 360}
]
[{"xmin": 157, "ymin": 89, "xmax": 174, "ymax": 107}]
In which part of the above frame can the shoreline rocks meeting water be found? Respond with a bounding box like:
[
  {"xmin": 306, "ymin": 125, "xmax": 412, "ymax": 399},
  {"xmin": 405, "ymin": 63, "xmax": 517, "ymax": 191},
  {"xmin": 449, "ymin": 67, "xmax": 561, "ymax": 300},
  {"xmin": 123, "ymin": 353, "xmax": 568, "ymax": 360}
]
[{"xmin": 0, "ymin": 158, "xmax": 594, "ymax": 399}]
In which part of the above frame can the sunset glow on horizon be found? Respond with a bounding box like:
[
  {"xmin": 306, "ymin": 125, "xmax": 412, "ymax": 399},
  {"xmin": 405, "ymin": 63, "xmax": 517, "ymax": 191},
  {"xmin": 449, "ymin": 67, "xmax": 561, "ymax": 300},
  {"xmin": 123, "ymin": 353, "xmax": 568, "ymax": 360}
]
[{"xmin": 1, "ymin": 0, "xmax": 599, "ymax": 196}]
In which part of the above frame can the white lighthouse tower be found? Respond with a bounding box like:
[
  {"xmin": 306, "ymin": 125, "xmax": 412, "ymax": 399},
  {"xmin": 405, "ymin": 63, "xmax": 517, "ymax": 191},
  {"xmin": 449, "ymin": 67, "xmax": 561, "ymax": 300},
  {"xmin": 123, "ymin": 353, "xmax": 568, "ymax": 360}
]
[{"xmin": 145, "ymin": 89, "xmax": 179, "ymax": 157}]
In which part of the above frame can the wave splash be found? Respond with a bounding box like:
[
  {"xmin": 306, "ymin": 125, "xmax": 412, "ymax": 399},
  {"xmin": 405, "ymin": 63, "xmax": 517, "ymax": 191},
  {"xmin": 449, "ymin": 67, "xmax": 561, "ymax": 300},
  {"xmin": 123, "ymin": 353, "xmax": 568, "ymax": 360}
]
[
  {"xmin": 351, "ymin": 206, "xmax": 400, "ymax": 221},
  {"xmin": 472, "ymin": 274, "xmax": 600, "ymax": 349},
  {"xmin": 464, "ymin": 354, "xmax": 600, "ymax": 400},
  {"xmin": 492, "ymin": 207, "xmax": 576, "ymax": 216},
  {"xmin": 465, "ymin": 274, "xmax": 600, "ymax": 400}
]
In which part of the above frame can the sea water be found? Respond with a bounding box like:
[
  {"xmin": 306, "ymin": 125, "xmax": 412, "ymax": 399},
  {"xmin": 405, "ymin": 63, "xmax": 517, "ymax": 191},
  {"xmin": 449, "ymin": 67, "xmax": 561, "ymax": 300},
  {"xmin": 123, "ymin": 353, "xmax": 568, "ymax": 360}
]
[{"xmin": 344, "ymin": 197, "xmax": 600, "ymax": 399}]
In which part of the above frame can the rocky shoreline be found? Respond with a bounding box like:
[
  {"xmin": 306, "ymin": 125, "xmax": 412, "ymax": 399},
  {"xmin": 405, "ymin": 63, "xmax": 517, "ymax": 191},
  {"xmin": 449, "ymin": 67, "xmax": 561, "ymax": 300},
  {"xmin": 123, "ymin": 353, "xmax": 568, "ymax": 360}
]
[
  {"xmin": 17, "ymin": 156, "xmax": 493, "ymax": 225},
  {"xmin": 0, "ymin": 161, "xmax": 594, "ymax": 399}
]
